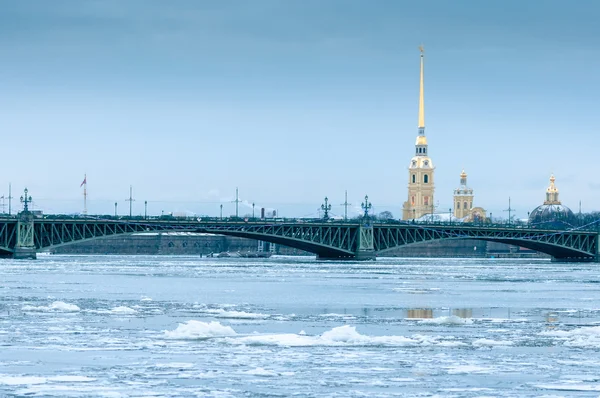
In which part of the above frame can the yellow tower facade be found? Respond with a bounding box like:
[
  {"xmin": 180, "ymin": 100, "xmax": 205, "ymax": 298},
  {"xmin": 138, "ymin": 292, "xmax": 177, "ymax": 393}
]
[
  {"xmin": 402, "ymin": 47, "xmax": 435, "ymax": 220},
  {"xmin": 453, "ymin": 170, "xmax": 474, "ymax": 219}
]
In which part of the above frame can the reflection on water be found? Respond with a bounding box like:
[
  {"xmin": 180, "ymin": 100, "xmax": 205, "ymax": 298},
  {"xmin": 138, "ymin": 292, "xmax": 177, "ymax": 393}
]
[
  {"xmin": 452, "ymin": 308, "xmax": 473, "ymax": 318},
  {"xmin": 546, "ymin": 311, "xmax": 559, "ymax": 329},
  {"xmin": 407, "ymin": 308, "xmax": 433, "ymax": 318}
]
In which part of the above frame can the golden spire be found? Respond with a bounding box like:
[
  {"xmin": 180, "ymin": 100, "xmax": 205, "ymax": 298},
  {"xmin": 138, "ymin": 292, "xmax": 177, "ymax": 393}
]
[{"xmin": 418, "ymin": 45, "xmax": 425, "ymax": 129}]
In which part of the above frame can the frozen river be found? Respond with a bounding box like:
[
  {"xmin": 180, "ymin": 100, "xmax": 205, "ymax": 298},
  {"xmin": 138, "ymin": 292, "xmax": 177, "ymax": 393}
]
[{"xmin": 1, "ymin": 255, "xmax": 600, "ymax": 397}]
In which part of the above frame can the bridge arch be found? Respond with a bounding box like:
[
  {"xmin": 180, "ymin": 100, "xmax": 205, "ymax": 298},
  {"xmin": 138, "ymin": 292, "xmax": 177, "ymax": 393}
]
[
  {"xmin": 32, "ymin": 220, "xmax": 360, "ymax": 259},
  {"xmin": 373, "ymin": 225, "xmax": 598, "ymax": 262},
  {"xmin": 203, "ymin": 229, "xmax": 355, "ymax": 258}
]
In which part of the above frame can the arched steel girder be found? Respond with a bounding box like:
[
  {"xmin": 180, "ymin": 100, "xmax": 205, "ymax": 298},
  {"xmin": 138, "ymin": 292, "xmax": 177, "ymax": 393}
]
[
  {"xmin": 31, "ymin": 221, "xmax": 359, "ymax": 258},
  {"xmin": 373, "ymin": 225, "xmax": 597, "ymax": 260},
  {"xmin": 39, "ymin": 229, "xmax": 355, "ymax": 258},
  {"xmin": 376, "ymin": 237, "xmax": 592, "ymax": 260},
  {"xmin": 199, "ymin": 229, "xmax": 355, "ymax": 258}
]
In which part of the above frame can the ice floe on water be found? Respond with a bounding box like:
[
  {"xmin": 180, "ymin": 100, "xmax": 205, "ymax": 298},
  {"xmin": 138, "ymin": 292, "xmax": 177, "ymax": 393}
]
[
  {"xmin": 21, "ymin": 301, "xmax": 80, "ymax": 313},
  {"xmin": 110, "ymin": 306, "xmax": 137, "ymax": 315},
  {"xmin": 534, "ymin": 383, "xmax": 600, "ymax": 392},
  {"xmin": 541, "ymin": 325, "xmax": 600, "ymax": 348},
  {"xmin": 162, "ymin": 322, "xmax": 467, "ymax": 347},
  {"xmin": 243, "ymin": 367, "xmax": 280, "ymax": 377},
  {"xmin": 0, "ymin": 374, "xmax": 95, "ymax": 385},
  {"xmin": 209, "ymin": 309, "xmax": 268, "ymax": 319},
  {"xmin": 318, "ymin": 313, "xmax": 356, "ymax": 320},
  {"xmin": 228, "ymin": 325, "xmax": 460, "ymax": 347},
  {"xmin": 472, "ymin": 338, "xmax": 514, "ymax": 347},
  {"xmin": 164, "ymin": 320, "xmax": 237, "ymax": 340},
  {"xmin": 446, "ymin": 364, "xmax": 493, "ymax": 374},
  {"xmin": 188, "ymin": 305, "xmax": 269, "ymax": 319}
]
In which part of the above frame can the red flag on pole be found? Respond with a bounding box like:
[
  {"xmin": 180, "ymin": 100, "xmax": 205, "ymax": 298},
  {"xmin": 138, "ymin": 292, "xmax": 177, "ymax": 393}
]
[{"xmin": 80, "ymin": 176, "xmax": 86, "ymax": 187}]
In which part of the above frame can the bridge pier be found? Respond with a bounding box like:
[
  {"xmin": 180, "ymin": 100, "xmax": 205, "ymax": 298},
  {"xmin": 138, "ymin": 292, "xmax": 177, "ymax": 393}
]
[
  {"xmin": 355, "ymin": 223, "xmax": 375, "ymax": 260},
  {"xmin": 14, "ymin": 211, "xmax": 36, "ymax": 260}
]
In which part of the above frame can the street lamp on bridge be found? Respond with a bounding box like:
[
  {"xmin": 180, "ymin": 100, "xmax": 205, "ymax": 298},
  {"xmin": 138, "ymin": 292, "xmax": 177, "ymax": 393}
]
[
  {"xmin": 361, "ymin": 195, "xmax": 372, "ymax": 218},
  {"xmin": 20, "ymin": 188, "xmax": 32, "ymax": 213},
  {"xmin": 321, "ymin": 197, "xmax": 331, "ymax": 220}
]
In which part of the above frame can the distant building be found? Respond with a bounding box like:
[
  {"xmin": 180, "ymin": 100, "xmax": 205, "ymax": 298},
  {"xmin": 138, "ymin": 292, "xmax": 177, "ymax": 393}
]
[
  {"xmin": 403, "ymin": 47, "xmax": 435, "ymax": 220},
  {"xmin": 453, "ymin": 170, "xmax": 486, "ymax": 222},
  {"xmin": 528, "ymin": 175, "xmax": 576, "ymax": 228}
]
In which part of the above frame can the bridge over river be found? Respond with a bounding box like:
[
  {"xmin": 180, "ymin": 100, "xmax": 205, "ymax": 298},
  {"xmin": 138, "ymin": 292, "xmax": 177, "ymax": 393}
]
[{"xmin": 1, "ymin": 213, "xmax": 598, "ymax": 262}]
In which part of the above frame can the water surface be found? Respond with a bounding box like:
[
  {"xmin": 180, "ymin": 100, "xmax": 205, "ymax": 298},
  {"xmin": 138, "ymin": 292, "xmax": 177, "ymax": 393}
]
[{"xmin": 1, "ymin": 255, "xmax": 600, "ymax": 397}]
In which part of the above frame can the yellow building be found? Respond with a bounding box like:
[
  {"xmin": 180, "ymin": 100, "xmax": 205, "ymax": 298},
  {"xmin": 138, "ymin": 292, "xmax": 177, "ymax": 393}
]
[
  {"xmin": 402, "ymin": 47, "xmax": 435, "ymax": 220},
  {"xmin": 453, "ymin": 169, "xmax": 486, "ymax": 222},
  {"xmin": 453, "ymin": 170, "xmax": 473, "ymax": 219}
]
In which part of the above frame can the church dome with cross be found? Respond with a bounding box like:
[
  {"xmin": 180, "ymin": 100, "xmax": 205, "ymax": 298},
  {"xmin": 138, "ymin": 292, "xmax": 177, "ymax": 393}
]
[{"xmin": 528, "ymin": 175, "xmax": 576, "ymax": 228}]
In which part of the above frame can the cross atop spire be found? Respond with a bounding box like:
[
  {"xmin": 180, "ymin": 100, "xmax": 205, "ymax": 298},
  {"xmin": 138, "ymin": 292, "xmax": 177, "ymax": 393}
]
[{"xmin": 418, "ymin": 45, "xmax": 425, "ymax": 131}]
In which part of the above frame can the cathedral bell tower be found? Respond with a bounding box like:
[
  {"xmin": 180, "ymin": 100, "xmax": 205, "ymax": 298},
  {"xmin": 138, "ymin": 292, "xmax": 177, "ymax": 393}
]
[
  {"xmin": 453, "ymin": 170, "xmax": 474, "ymax": 219},
  {"xmin": 402, "ymin": 46, "xmax": 435, "ymax": 220}
]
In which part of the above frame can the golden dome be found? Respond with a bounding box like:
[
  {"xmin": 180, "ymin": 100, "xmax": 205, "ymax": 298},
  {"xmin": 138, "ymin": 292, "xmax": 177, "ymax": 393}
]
[
  {"xmin": 460, "ymin": 169, "xmax": 467, "ymax": 178},
  {"xmin": 415, "ymin": 135, "xmax": 428, "ymax": 146}
]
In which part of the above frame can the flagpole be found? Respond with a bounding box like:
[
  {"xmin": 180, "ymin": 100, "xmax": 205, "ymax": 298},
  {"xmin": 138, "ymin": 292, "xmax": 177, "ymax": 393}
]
[{"xmin": 83, "ymin": 174, "xmax": 87, "ymax": 215}]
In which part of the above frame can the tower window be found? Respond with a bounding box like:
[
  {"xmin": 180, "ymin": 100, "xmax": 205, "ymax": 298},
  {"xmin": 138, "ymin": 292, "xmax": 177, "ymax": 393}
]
[
  {"xmin": 456, "ymin": 202, "xmax": 460, "ymax": 209},
  {"xmin": 463, "ymin": 202, "xmax": 468, "ymax": 209},
  {"xmin": 424, "ymin": 174, "xmax": 429, "ymax": 183},
  {"xmin": 411, "ymin": 196, "xmax": 415, "ymax": 205},
  {"xmin": 423, "ymin": 148, "xmax": 426, "ymax": 154},
  {"xmin": 424, "ymin": 196, "xmax": 429, "ymax": 206},
  {"xmin": 412, "ymin": 174, "xmax": 416, "ymax": 184}
]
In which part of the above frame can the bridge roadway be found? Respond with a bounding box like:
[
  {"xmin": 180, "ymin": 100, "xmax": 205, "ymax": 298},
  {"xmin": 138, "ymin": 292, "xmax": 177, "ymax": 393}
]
[{"xmin": 1, "ymin": 215, "xmax": 598, "ymax": 262}]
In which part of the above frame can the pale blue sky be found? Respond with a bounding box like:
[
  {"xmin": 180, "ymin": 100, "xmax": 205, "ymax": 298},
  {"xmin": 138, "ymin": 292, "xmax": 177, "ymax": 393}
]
[{"xmin": 1, "ymin": 0, "xmax": 599, "ymax": 218}]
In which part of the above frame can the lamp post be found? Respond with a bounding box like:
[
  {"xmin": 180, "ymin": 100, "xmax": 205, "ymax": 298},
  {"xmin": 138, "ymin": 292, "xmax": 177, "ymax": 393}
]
[
  {"xmin": 144, "ymin": 201, "xmax": 148, "ymax": 219},
  {"xmin": 20, "ymin": 188, "xmax": 32, "ymax": 212},
  {"xmin": 490, "ymin": 212, "xmax": 493, "ymax": 225},
  {"xmin": 449, "ymin": 208, "xmax": 452, "ymax": 224},
  {"xmin": 114, "ymin": 202, "xmax": 118, "ymax": 217},
  {"xmin": 252, "ymin": 202, "xmax": 255, "ymax": 219},
  {"xmin": 321, "ymin": 196, "xmax": 331, "ymax": 219},
  {"xmin": 361, "ymin": 195, "xmax": 372, "ymax": 218},
  {"xmin": 220, "ymin": 204, "xmax": 223, "ymax": 220}
]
